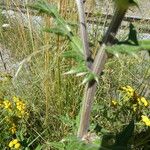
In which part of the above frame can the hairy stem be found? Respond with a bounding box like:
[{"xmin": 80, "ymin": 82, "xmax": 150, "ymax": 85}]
[
  {"xmin": 77, "ymin": 6, "xmax": 128, "ymax": 138},
  {"xmin": 75, "ymin": 0, "xmax": 93, "ymax": 69}
]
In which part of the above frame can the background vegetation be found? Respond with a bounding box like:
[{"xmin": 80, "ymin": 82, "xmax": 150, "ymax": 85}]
[{"xmin": 0, "ymin": 0, "xmax": 150, "ymax": 149}]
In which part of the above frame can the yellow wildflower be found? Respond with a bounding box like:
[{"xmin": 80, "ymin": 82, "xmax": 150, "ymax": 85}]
[
  {"xmin": 13, "ymin": 96, "xmax": 20, "ymax": 103},
  {"xmin": 8, "ymin": 141, "xmax": 13, "ymax": 148},
  {"xmin": 120, "ymin": 86, "xmax": 127, "ymax": 91},
  {"xmin": 138, "ymin": 97, "xmax": 148, "ymax": 107},
  {"xmin": 16, "ymin": 101, "xmax": 25, "ymax": 111},
  {"xmin": 127, "ymin": 91, "xmax": 134, "ymax": 97},
  {"xmin": 3, "ymin": 100, "xmax": 11, "ymax": 109},
  {"xmin": 8, "ymin": 139, "xmax": 21, "ymax": 149},
  {"xmin": 120, "ymin": 85, "xmax": 135, "ymax": 98},
  {"xmin": 12, "ymin": 139, "xmax": 18, "ymax": 145},
  {"xmin": 126, "ymin": 87, "xmax": 134, "ymax": 97},
  {"xmin": 111, "ymin": 100, "xmax": 117, "ymax": 106},
  {"xmin": 10, "ymin": 123, "xmax": 17, "ymax": 134},
  {"xmin": 126, "ymin": 86, "xmax": 134, "ymax": 91},
  {"xmin": 141, "ymin": 115, "xmax": 150, "ymax": 127},
  {"xmin": 14, "ymin": 143, "xmax": 21, "ymax": 149},
  {"xmin": 14, "ymin": 98, "xmax": 26, "ymax": 117}
]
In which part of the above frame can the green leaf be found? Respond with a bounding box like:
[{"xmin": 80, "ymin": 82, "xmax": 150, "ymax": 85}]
[
  {"xmin": 59, "ymin": 115, "xmax": 75, "ymax": 128},
  {"xmin": 63, "ymin": 50, "xmax": 84, "ymax": 61},
  {"xmin": 29, "ymin": 0, "xmax": 72, "ymax": 33},
  {"xmin": 63, "ymin": 136, "xmax": 99, "ymax": 150},
  {"xmin": 44, "ymin": 27, "xmax": 69, "ymax": 36},
  {"xmin": 70, "ymin": 36, "xmax": 84, "ymax": 55},
  {"xmin": 81, "ymin": 72, "xmax": 99, "ymax": 85},
  {"xmin": 64, "ymin": 64, "xmax": 87, "ymax": 75},
  {"xmin": 35, "ymin": 145, "xmax": 43, "ymax": 150},
  {"xmin": 28, "ymin": 0, "xmax": 58, "ymax": 18}
]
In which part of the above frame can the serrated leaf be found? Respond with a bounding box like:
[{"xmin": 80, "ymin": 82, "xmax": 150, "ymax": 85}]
[
  {"xmin": 64, "ymin": 64, "xmax": 87, "ymax": 75},
  {"xmin": 28, "ymin": 0, "xmax": 58, "ymax": 18},
  {"xmin": 66, "ymin": 21, "xmax": 78, "ymax": 28},
  {"xmin": 76, "ymin": 72, "xmax": 87, "ymax": 77},
  {"xmin": 28, "ymin": 0, "xmax": 67, "ymax": 28},
  {"xmin": 64, "ymin": 69, "xmax": 78, "ymax": 75},
  {"xmin": 71, "ymin": 36, "xmax": 84, "ymax": 55},
  {"xmin": 63, "ymin": 50, "xmax": 84, "ymax": 62},
  {"xmin": 81, "ymin": 72, "xmax": 99, "ymax": 85},
  {"xmin": 44, "ymin": 27, "xmax": 68, "ymax": 36}
]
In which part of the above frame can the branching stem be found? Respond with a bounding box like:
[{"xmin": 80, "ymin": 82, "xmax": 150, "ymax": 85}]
[{"xmin": 77, "ymin": 3, "xmax": 129, "ymax": 138}]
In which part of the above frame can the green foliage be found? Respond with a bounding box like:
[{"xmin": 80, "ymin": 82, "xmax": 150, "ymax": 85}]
[
  {"xmin": 0, "ymin": 0, "xmax": 150, "ymax": 149},
  {"xmin": 47, "ymin": 136, "xmax": 99, "ymax": 150},
  {"xmin": 44, "ymin": 121, "xmax": 135, "ymax": 150},
  {"xmin": 28, "ymin": 1, "xmax": 59, "ymax": 19},
  {"xmin": 29, "ymin": 0, "xmax": 99, "ymax": 84},
  {"xmin": 106, "ymin": 23, "xmax": 150, "ymax": 55}
]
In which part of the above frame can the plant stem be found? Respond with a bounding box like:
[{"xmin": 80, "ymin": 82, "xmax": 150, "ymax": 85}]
[
  {"xmin": 75, "ymin": 0, "xmax": 93, "ymax": 69},
  {"xmin": 77, "ymin": 5, "xmax": 128, "ymax": 138}
]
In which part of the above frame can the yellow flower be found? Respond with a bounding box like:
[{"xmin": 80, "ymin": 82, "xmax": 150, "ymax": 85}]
[
  {"xmin": 8, "ymin": 139, "xmax": 21, "ymax": 149},
  {"xmin": 13, "ymin": 96, "xmax": 20, "ymax": 103},
  {"xmin": 126, "ymin": 86, "xmax": 134, "ymax": 91},
  {"xmin": 16, "ymin": 101, "xmax": 26, "ymax": 111},
  {"xmin": 111, "ymin": 100, "xmax": 117, "ymax": 106},
  {"xmin": 14, "ymin": 98, "xmax": 27, "ymax": 117},
  {"xmin": 120, "ymin": 86, "xmax": 127, "ymax": 91},
  {"xmin": 14, "ymin": 143, "xmax": 21, "ymax": 149},
  {"xmin": 120, "ymin": 85, "xmax": 135, "ymax": 98},
  {"xmin": 10, "ymin": 123, "xmax": 17, "ymax": 134},
  {"xmin": 141, "ymin": 115, "xmax": 150, "ymax": 126},
  {"xmin": 12, "ymin": 139, "xmax": 18, "ymax": 145},
  {"xmin": 3, "ymin": 100, "xmax": 11, "ymax": 109},
  {"xmin": 138, "ymin": 97, "xmax": 148, "ymax": 107},
  {"xmin": 126, "ymin": 87, "xmax": 134, "ymax": 97},
  {"xmin": 8, "ymin": 141, "xmax": 13, "ymax": 148}
]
